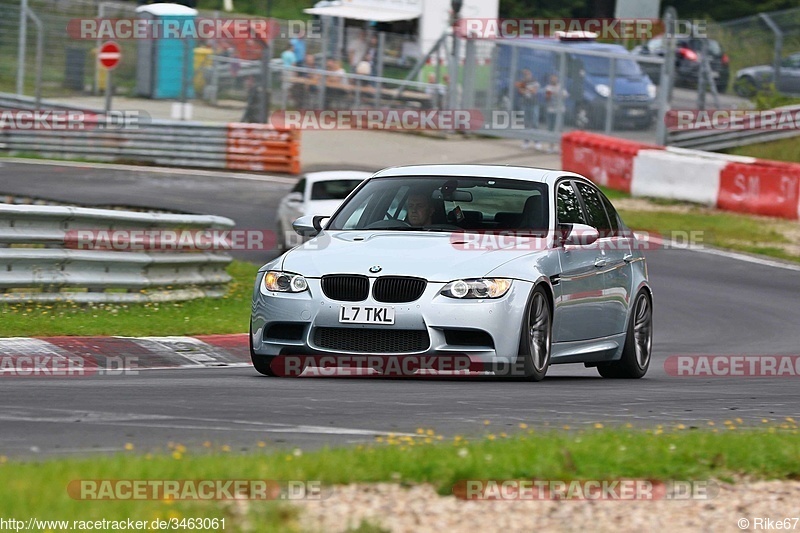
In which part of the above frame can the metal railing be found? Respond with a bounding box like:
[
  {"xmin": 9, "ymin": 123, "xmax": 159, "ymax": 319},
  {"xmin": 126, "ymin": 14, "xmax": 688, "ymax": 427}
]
[
  {"xmin": 667, "ymin": 104, "xmax": 800, "ymax": 150},
  {"xmin": 0, "ymin": 93, "xmax": 301, "ymax": 174},
  {"xmin": 0, "ymin": 204, "xmax": 234, "ymax": 303}
]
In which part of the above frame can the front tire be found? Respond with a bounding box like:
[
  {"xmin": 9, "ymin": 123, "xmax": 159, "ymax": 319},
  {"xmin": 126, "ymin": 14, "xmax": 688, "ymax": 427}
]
[
  {"xmin": 518, "ymin": 286, "xmax": 552, "ymax": 382},
  {"xmin": 597, "ymin": 291, "xmax": 652, "ymax": 379}
]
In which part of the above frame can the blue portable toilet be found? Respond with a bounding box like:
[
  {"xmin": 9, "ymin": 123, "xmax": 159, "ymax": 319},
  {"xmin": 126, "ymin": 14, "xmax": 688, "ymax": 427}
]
[{"xmin": 135, "ymin": 3, "xmax": 198, "ymax": 99}]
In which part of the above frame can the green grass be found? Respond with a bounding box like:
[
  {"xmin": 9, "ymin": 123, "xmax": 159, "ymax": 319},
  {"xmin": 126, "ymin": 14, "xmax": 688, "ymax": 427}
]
[
  {"xmin": 0, "ymin": 425, "xmax": 798, "ymax": 531},
  {"xmin": 0, "ymin": 260, "xmax": 259, "ymax": 337},
  {"xmin": 726, "ymin": 136, "xmax": 800, "ymax": 164},
  {"xmin": 598, "ymin": 186, "xmax": 800, "ymax": 264}
]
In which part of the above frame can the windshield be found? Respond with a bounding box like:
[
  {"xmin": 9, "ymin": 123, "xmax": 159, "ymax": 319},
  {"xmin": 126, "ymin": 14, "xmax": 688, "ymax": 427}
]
[
  {"xmin": 327, "ymin": 176, "xmax": 549, "ymax": 232},
  {"xmin": 580, "ymin": 55, "xmax": 644, "ymax": 77}
]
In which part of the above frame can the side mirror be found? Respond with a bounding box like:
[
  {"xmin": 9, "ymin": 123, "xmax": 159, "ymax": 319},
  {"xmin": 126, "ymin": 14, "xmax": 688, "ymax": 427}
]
[
  {"xmin": 292, "ymin": 215, "xmax": 328, "ymax": 237},
  {"xmin": 564, "ymin": 223, "xmax": 599, "ymax": 247}
]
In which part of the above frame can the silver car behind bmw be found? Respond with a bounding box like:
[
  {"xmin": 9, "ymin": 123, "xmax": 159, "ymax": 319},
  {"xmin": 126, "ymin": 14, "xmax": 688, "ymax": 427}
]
[{"xmin": 250, "ymin": 165, "xmax": 652, "ymax": 381}]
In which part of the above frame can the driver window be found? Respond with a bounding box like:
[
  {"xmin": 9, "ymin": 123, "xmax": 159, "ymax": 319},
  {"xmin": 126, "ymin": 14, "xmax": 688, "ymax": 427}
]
[{"xmin": 556, "ymin": 181, "xmax": 585, "ymax": 225}]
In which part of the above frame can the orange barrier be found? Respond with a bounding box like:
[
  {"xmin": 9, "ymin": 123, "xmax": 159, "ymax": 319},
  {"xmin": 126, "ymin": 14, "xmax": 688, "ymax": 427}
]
[
  {"xmin": 561, "ymin": 131, "xmax": 663, "ymax": 193},
  {"xmin": 226, "ymin": 123, "xmax": 301, "ymax": 175}
]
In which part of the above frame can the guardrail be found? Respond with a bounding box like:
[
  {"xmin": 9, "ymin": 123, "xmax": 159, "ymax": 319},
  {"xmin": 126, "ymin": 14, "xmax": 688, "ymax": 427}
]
[
  {"xmin": 666, "ymin": 104, "xmax": 800, "ymax": 151},
  {"xmin": 0, "ymin": 204, "xmax": 236, "ymax": 303},
  {"xmin": 0, "ymin": 93, "xmax": 301, "ymax": 174}
]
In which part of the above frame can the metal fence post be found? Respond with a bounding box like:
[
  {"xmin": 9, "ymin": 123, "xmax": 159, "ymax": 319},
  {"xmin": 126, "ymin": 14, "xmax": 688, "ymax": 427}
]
[
  {"xmin": 318, "ymin": 16, "xmax": 329, "ymax": 109},
  {"xmin": 758, "ymin": 13, "xmax": 784, "ymax": 90},
  {"xmin": 16, "ymin": 0, "xmax": 28, "ymax": 95},
  {"xmin": 375, "ymin": 32, "xmax": 385, "ymax": 108},
  {"xmin": 555, "ymin": 51, "xmax": 567, "ymax": 137},
  {"xmin": 26, "ymin": 8, "xmax": 43, "ymax": 110},
  {"xmin": 461, "ymin": 38, "xmax": 476, "ymax": 110},
  {"xmin": 656, "ymin": 7, "xmax": 677, "ymax": 146},
  {"xmin": 605, "ymin": 57, "xmax": 616, "ymax": 133},
  {"xmin": 448, "ymin": 33, "xmax": 460, "ymax": 110},
  {"xmin": 507, "ymin": 46, "xmax": 518, "ymax": 113}
]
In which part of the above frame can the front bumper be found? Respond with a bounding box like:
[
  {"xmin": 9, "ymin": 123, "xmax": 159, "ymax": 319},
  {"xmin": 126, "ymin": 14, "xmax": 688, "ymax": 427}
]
[
  {"xmin": 250, "ymin": 275, "xmax": 534, "ymax": 365},
  {"xmin": 589, "ymin": 98, "xmax": 654, "ymax": 123}
]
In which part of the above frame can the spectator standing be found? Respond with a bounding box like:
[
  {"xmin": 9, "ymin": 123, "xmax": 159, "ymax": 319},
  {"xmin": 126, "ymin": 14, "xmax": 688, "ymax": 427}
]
[
  {"xmin": 291, "ymin": 33, "xmax": 306, "ymax": 68},
  {"xmin": 514, "ymin": 69, "xmax": 540, "ymax": 148},
  {"xmin": 347, "ymin": 29, "xmax": 369, "ymax": 70},
  {"xmin": 543, "ymin": 73, "xmax": 568, "ymax": 153}
]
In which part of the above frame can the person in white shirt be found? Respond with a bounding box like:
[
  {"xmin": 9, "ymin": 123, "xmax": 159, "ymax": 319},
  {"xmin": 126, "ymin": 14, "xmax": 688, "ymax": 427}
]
[{"xmin": 347, "ymin": 29, "xmax": 368, "ymax": 70}]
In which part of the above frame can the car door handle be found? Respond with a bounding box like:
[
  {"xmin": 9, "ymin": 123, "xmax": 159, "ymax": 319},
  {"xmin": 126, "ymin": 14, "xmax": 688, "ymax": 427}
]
[
  {"xmin": 623, "ymin": 253, "xmax": 634, "ymax": 263},
  {"xmin": 594, "ymin": 257, "xmax": 607, "ymax": 268}
]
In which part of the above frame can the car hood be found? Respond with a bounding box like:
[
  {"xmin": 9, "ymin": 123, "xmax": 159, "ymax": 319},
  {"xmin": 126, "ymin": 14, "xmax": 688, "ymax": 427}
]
[
  {"xmin": 585, "ymin": 72, "xmax": 651, "ymax": 95},
  {"xmin": 737, "ymin": 65, "xmax": 774, "ymax": 77},
  {"xmin": 281, "ymin": 230, "xmax": 546, "ymax": 281}
]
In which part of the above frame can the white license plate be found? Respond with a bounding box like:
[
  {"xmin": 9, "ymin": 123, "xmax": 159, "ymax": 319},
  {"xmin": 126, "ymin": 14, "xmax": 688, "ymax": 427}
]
[
  {"xmin": 339, "ymin": 305, "xmax": 395, "ymax": 324},
  {"xmin": 626, "ymin": 109, "xmax": 646, "ymax": 116},
  {"xmin": 711, "ymin": 71, "xmax": 720, "ymax": 78}
]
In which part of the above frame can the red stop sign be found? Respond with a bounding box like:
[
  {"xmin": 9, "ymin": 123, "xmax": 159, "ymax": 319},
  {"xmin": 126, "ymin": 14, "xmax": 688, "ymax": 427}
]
[{"xmin": 99, "ymin": 41, "xmax": 121, "ymax": 70}]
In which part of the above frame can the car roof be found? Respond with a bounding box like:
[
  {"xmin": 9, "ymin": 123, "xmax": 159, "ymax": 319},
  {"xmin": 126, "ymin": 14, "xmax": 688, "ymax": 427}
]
[
  {"xmin": 372, "ymin": 164, "xmax": 575, "ymax": 185},
  {"xmin": 304, "ymin": 170, "xmax": 372, "ymax": 184}
]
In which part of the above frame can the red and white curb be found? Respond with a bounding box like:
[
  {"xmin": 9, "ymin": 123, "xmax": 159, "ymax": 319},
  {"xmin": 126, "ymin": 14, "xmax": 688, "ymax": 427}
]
[{"xmin": 0, "ymin": 334, "xmax": 251, "ymax": 374}]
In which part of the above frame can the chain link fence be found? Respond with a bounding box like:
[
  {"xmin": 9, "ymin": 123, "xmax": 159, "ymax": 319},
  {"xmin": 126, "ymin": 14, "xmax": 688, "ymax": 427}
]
[{"xmin": 713, "ymin": 7, "xmax": 800, "ymax": 98}]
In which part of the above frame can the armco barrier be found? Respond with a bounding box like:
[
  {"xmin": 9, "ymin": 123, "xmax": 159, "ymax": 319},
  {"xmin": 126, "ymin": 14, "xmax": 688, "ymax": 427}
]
[
  {"xmin": 561, "ymin": 131, "xmax": 663, "ymax": 193},
  {"xmin": 666, "ymin": 104, "xmax": 800, "ymax": 151},
  {"xmin": 0, "ymin": 93, "xmax": 301, "ymax": 175},
  {"xmin": 0, "ymin": 204, "xmax": 235, "ymax": 302},
  {"xmin": 562, "ymin": 131, "xmax": 800, "ymax": 221}
]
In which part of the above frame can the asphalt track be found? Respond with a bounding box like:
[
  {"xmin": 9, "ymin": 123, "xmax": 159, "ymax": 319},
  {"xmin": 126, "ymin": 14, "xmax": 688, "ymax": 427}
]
[{"xmin": 1, "ymin": 159, "xmax": 799, "ymax": 458}]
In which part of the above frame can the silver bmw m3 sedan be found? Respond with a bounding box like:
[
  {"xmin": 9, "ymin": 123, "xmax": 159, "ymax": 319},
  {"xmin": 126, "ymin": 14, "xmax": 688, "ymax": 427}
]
[{"xmin": 250, "ymin": 165, "xmax": 652, "ymax": 381}]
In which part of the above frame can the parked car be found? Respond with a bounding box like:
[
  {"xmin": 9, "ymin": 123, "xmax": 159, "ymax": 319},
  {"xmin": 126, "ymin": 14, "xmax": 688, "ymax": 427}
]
[
  {"xmin": 496, "ymin": 33, "xmax": 657, "ymax": 130},
  {"xmin": 251, "ymin": 165, "xmax": 653, "ymax": 381},
  {"xmin": 276, "ymin": 171, "xmax": 371, "ymax": 251},
  {"xmin": 734, "ymin": 52, "xmax": 800, "ymax": 97},
  {"xmin": 632, "ymin": 36, "xmax": 730, "ymax": 93}
]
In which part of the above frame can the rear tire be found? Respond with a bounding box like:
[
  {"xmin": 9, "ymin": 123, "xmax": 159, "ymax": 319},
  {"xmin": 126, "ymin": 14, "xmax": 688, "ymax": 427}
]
[
  {"xmin": 517, "ymin": 286, "xmax": 552, "ymax": 382},
  {"xmin": 250, "ymin": 325, "xmax": 278, "ymax": 376},
  {"xmin": 597, "ymin": 291, "xmax": 652, "ymax": 379}
]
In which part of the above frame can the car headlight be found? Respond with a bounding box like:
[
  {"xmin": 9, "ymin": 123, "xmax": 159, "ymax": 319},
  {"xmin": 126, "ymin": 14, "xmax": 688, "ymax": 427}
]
[
  {"xmin": 440, "ymin": 278, "xmax": 512, "ymax": 299},
  {"xmin": 595, "ymin": 84, "xmax": 611, "ymax": 98},
  {"xmin": 263, "ymin": 270, "xmax": 308, "ymax": 293},
  {"xmin": 647, "ymin": 83, "xmax": 657, "ymax": 99}
]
